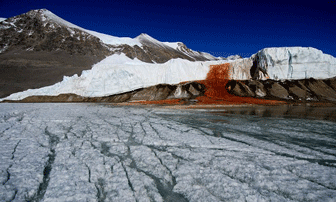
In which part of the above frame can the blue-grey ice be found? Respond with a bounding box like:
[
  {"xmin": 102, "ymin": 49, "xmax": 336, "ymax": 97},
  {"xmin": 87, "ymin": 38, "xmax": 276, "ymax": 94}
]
[{"xmin": 0, "ymin": 103, "xmax": 336, "ymax": 202}]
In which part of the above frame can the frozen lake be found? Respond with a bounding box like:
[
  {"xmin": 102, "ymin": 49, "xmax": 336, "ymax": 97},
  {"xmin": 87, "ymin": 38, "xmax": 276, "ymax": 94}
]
[{"xmin": 1, "ymin": 103, "xmax": 336, "ymax": 201}]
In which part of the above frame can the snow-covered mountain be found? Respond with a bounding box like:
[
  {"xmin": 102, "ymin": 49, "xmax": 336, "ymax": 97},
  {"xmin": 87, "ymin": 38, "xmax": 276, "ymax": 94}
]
[
  {"xmin": 0, "ymin": 9, "xmax": 225, "ymax": 98},
  {"xmin": 0, "ymin": 9, "xmax": 221, "ymax": 62}
]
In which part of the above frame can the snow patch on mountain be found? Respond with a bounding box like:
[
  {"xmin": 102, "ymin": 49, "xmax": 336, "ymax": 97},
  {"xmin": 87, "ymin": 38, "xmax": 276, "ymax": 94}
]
[
  {"xmin": 136, "ymin": 33, "xmax": 167, "ymax": 46},
  {"xmin": 37, "ymin": 9, "xmax": 142, "ymax": 46},
  {"xmin": 136, "ymin": 33, "xmax": 182, "ymax": 50},
  {"xmin": 0, "ymin": 18, "xmax": 6, "ymax": 22},
  {"xmin": 39, "ymin": 9, "xmax": 82, "ymax": 30},
  {"xmin": 162, "ymin": 42, "xmax": 180, "ymax": 49},
  {"xmin": 1, "ymin": 54, "xmax": 226, "ymax": 101}
]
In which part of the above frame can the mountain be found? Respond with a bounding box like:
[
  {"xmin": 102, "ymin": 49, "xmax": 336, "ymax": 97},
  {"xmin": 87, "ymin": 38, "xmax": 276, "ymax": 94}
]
[{"xmin": 0, "ymin": 9, "xmax": 221, "ymax": 98}]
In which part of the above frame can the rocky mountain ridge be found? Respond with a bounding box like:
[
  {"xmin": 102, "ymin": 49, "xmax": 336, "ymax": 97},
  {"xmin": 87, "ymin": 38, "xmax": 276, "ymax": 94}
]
[{"xmin": 0, "ymin": 9, "xmax": 221, "ymax": 62}]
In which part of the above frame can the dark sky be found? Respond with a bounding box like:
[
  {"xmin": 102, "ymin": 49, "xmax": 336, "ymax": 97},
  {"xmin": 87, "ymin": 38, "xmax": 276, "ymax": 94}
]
[{"xmin": 1, "ymin": 0, "xmax": 335, "ymax": 57}]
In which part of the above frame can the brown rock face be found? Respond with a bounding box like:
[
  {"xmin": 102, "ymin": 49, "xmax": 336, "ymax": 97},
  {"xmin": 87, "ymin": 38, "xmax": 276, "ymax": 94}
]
[
  {"xmin": 288, "ymin": 85, "xmax": 308, "ymax": 100},
  {"xmin": 305, "ymin": 79, "xmax": 336, "ymax": 102},
  {"xmin": 268, "ymin": 82, "xmax": 289, "ymax": 99},
  {"xmin": 324, "ymin": 78, "xmax": 336, "ymax": 91},
  {"xmin": 131, "ymin": 85, "xmax": 176, "ymax": 101},
  {"xmin": 245, "ymin": 80, "xmax": 266, "ymax": 98},
  {"xmin": 225, "ymin": 77, "xmax": 336, "ymax": 103},
  {"xmin": 226, "ymin": 81, "xmax": 255, "ymax": 97}
]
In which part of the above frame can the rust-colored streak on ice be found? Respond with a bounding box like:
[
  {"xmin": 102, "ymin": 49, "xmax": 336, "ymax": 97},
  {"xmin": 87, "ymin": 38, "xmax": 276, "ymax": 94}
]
[
  {"xmin": 203, "ymin": 63, "xmax": 231, "ymax": 99},
  {"xmin": 196, "ymin": 63, "xmax": 285, "ymax": 105}
]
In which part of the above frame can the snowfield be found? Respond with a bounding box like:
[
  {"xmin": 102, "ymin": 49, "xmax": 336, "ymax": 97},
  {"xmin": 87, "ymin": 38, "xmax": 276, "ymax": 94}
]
[{"xmin": 1, "ymin": 103, "xmax": 336, "ymax": 201}]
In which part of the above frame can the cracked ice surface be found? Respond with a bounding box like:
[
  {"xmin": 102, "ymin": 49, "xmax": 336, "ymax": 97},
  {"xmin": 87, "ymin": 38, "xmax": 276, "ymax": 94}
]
[{"xmin": 0, "ymin": 103, "xmax": 336, "ymax": 202}]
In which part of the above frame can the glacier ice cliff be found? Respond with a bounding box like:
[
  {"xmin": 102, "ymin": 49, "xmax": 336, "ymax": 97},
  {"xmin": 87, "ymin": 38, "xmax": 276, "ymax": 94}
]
[{"xmin": 250, "ymin": 47, "xmax": 336, "ymax": 80}]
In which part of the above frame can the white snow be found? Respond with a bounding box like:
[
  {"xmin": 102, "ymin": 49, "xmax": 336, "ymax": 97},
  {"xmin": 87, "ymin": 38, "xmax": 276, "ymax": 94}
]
[
  {"xmin": 162, "ymin": 41, "xmax": 180, "ymax": 49},
  {"xmin": 136, "ymin": 33, "xmax": 181, "ymax": 49},
  {"xmin": 0, "ymin": 54, "xmax": 226, "ymax": 101},
  {"xmin": 137, "ymin": 34, "xmax": 180, "ymax": 50},
  {"xmin": 85, "ymin": 30, "xmax": 141, "ymax": 46},
  {"xmin": 0, "ymin": 18, "xmax": 6, "ymax": 22},
  {"xmin": 0, "ymin": 103, "xmax": 335, "ymax": 201}
]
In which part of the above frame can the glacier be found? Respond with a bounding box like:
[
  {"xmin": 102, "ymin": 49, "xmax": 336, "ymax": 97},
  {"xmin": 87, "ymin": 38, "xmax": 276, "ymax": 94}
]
[
  {"xmin": 0, "ymin": 103, "xmax": 336, "ymax": 201},
  {"xmin": 0, "ymin": 54, "xmax": 226, "ymax": 101}
]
